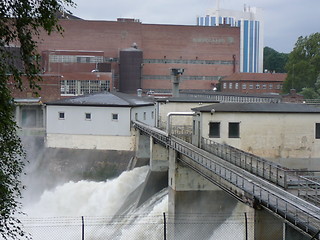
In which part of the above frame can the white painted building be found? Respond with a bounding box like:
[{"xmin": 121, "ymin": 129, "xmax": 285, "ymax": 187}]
[
  {"xmin": 46, "ymin": 92, "xmax": 155, "ymax": 150},
  {"xmin": 197, "ymin": 1, "xmax": 264, "ymax": 73},
  {"xmin": 155, "ymin": 97, "xmax": 219, "ymax": 130},
  {"xmin": 191, "ymin": 102, "xmax": 320, "ymax": 169}
]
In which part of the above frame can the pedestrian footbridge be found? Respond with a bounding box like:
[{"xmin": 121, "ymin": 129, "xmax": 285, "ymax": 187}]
[{"xmin": 133, "ymin": 120, "xmax": 320, "ymax": 240}]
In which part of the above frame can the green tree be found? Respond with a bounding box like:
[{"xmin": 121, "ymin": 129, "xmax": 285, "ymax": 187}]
[
  {"xmin": 283, "ymin": 33, "xmax": 320, "ymax": 93},
  {"xmin": 263, "ymin": 47, "xmax": 288, "ymax": 73},
  {"xmin": 0, "ymin": 0, "xmax": 74, "ymax": 239}
]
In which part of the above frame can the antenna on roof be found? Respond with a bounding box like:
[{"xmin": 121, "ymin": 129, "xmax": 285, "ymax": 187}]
[{"xmin": 216, "ymin": 0, "xmax": 220, "ymax": 9}]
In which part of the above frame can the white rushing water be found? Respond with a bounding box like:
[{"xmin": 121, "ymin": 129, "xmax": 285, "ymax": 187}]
[
  {"xmin": 24, "ymin": 166, "xmax": 150, "ymax": 217},
  {"xmin": 17, "ymin": 165, "xmax": 247, "ymax": 240},
  {"xmin": 20, "ymin": 166, "xmax": 169, "ymax": 240}
]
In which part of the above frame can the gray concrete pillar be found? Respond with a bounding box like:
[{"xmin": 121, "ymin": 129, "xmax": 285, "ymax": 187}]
[
  {"xmin": 168, "ymin": 148, "xmax": 238, "ymax": 240},
  {"xmin": 150, "ymin": 137, "xmax": 168, "ymax": 172},
  {"xmin": 284, "ymin": 223, "xmax": 309, "ymax": 240},
  {"xmin": 253, "ymin": 209, "xmax": 283, "ymax": 240},
  {"xmin": 135, "ymin": 131, "xmax": 150, "ymax": 160}
]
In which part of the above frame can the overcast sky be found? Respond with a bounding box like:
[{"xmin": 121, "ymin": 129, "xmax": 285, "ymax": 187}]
[{"xmin": 70, "ymin": 0, "xmax": 320, "ymax": 53}]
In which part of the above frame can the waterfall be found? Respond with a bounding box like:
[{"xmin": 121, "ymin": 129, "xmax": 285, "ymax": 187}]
[
  {"xmin": 13, "ymin": 165, "xmax": 247, "ymax": 240},
  {"xmin": 20, "ymin": 166, "xmax": 169, "ymax": 240}
]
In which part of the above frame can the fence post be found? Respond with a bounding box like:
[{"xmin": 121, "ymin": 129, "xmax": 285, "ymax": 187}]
[
  {"xmin": 163, "ymin": 212, "xmax": 167, "ymax": 240},
  {"xmin": 244, "ymin": 212, "xmax": 248, "ymax": 240},
  {"xmin": 82, "ymin": 216, "xmax": 85, "ymax": 240}
]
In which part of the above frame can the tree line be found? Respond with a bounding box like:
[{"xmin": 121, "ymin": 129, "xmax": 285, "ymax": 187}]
[{"xmin": 264, "ymin": 33, "xmax": 320, "ymax": 99}]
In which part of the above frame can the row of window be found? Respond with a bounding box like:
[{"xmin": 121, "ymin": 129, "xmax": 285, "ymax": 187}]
[
  {"xmin": 58, "ymin": 111, "xmax": 155, "ymax": 121},
  {"xmin": 209, "ymin": 122, "xmax": 240, "ymax": 138},
  {"xmin": 211, "ymin": 122, "xmax": 320, "ymax": 139},
  {"xmin": 49, "ymin": 54, "xmax": 234, "ymax": 66},
  {"xmin": 58, "ymin": 112, "xmax": 119, "ymax": 121},
  {"xmin": 143, "ymin": 59, "xmax": 233, "ymax": 65},
  {"xmin": 134, "ymin": 111, "xmax": 154, "ymax": 121},
  {"xmin": 60, "ymin": 80, "xmax": 110, "ymax": 96},
  {"xmin": 222, "ymin": 82, "xmax": 282, "ymax": 90},
  {"xmin": 49, "ymin": 55, "xmax": 104, "ymax": 63},
  {"xmin": 142, "ymin": 75, "xmax": 221, "ymax": 81}
]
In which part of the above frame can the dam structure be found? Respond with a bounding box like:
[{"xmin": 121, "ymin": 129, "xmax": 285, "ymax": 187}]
[{"xmin": 132, "ymin": 120, "xmax": 320, "ymax": 240}]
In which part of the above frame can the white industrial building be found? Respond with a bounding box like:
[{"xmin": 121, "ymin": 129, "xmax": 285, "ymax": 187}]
[
  {"xmin": 191, "ymin": 102, "xmax": 320, "ymax": 169},
  {"xmin": 46, "ymin": 92, "xmax": 155, "ymax": 150}
]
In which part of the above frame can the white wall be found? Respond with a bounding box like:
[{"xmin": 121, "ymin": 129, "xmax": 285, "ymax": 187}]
[
  {"xmin": 46, "ymin": 133, "xmax": 135, "ymax": 150},
  {"xmin": 47, "ymin": 105, "xmax": 131, "ymax": 136},
  {"xmin": 131, "ymin": 105, "xmax": 155, "ymax": 126},
  {"xmin": 200, "ymin": 112, "xmax": 320, "ymax": 160},
  {"xmin": 156, "ymin": 101, "xmax": 212, "ymax": 129},
  {"xmin": 46, "ymin": 104, "xmax": 155, "ymax": 150}
]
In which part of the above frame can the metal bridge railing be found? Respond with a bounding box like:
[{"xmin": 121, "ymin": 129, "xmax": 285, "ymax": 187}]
[
  {"xmin": 132, "ymin": 121, "xmax": 320, "ymax": 239},
  {"xmin": 171, "ymin": 136, "xmax": 320, "ymax": 239},
  {"xmin": 201, "ymin": 137, "xmax": 290, "ymax": 188},
  {"xmin": 201, "ymin": 138, "xmax": 320, "ymax": 206},
  {"xmin": 287, "ymin": 171, "xmax": 320, "ymax": 206},
  {"xmin": 132, "ymin": 121, "xmax": 169, "ymax": 146}
]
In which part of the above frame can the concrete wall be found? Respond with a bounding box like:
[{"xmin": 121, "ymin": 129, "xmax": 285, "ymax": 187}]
[
  {"xmin": 46, "ymin": 133, "xmax": 136, "ymax": 150},
  {"xmin": 200, "ymin": 111, "xmax": 320, "ymax": 167}
]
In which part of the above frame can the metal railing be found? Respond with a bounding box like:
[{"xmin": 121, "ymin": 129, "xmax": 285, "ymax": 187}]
[
  {"xmin": 170, "ymin": 136, "xmax": 320, "ymax": 239},
  {"xmin": 201, "ymin": 137, "xmax": 290, "ymax": 188},
  {"xmin": 201, "ymin": 138, "xmax": 320, "ymax": 206},
  {"xmin": 290, "ymin": 172, "xmax": 320, "ymax": 206},
  {"xmin": 132, "ymin": 121, "xmax": 320, "ymax": 239}
]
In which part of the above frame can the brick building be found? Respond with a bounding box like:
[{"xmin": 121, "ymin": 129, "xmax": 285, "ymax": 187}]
[
  {"xmin": 17, "ymin": 18, "xmax": 240, "ymax": 102},
  {"xmin": 220, "ymin": 72, "xmax": 287, "ymax": 94}
]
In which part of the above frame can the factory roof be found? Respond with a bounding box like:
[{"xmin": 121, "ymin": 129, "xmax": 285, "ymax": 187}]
[
  {"xmin": 192, "ymin": 102, "xmax": 320, "ymax": 113},
  {"xmin": 46, "ymin": 91, "xmax": 154, "ymax": 107}
]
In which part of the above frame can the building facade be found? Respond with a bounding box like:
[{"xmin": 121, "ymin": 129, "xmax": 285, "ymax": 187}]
[
  {"xmin": 220, "ymin": 72, "xmax": 287, "ymax": 94},
  {"xmin": 46, "ymin": 92, "xmax": 154, "ymax": 150},
  {"xmin": 197, "ymin": 3, "xmax": 263, "ymax": 73},
  {"xmin": 191, "ymin": 102, "xmax": 320, "ymax": 169},
  {"xmin": 33, "ymin": 19, "xmax": 240, "ymax": 97}
]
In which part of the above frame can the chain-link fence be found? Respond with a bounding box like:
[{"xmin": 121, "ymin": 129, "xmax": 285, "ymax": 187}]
[{"xmin": 12, "ymin": 211, "xmax": 312, "ymax": 240}]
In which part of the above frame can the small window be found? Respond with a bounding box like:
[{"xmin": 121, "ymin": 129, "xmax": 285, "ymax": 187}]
[
  {"xmin": 242, "ymin": 84, "xmax": 247, "ymax": 90},
  {"xmin": 249, "ymin": 84, "xmax": 253, "ymax": 89},
  {"xmin": 229, "ymin": 122, "xmax": 240, "ymax": 138},
  {"xmin": 256, "ymin": 84, "xmax": 260, "ymax": 89},
  {"xmin": 316, "ymin": 123, "xmax": 320, "ymax": 139},
  {"xmin": 151, "ymin": 111, "xmax": 154, "ymax": 119},
  {"xmin": 135, "ymin": 112, "xmax": 138, "ymax": 120},
  {"xmin": 59, "ymin": 112, "xmax": 65, "ymax": 120},
  {"xmin": 112, "ymin": 113, "xmax": 118, "ymax": 121},
  {"xmin": 209, "ymin": 122, "xmax": 220, "ymax": 138},
  {"xmin": 262, "ymin": 84, "xmax": 267, "ymax": 89},
  {"xmin": 229, "ymin": 83, "xmax": 233, "ymax": 89},
  {"xmin": 223, "ymin": 83, "xmax": 227, "ymax": 89},
  {"xmin": 269, "ymin": 84, "xmax": 273, "ymax": 89},
  {"xmin": 143, "ymin": 112, "xmax": 146, "ymax": 120},
  {"xmin": 235, "ymin": 83, "xmax": 239, "ymax": 89},
  {"xmin": 85, "ymin": 113, "xmax": 91, "ymax": 120}
]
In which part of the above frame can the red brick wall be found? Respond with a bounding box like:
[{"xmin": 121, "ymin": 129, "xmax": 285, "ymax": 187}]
[
  {"xmin": 12, "ymin": 19, "xmax": 240, "ymax": 101},
  {"xmin": 221, "ymin": 80, "xmax": 283, "ymax": 94}
]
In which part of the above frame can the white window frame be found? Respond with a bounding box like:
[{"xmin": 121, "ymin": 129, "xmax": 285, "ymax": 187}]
[
  {"xmin": 112, "ymin": 113, "xmax": 118, "ymax": 121},
  {"xmin": 85, "ymin": 112, "xmax": 91, "ymax": 121},
  {"xmin": 58, "ymin": 112, "xmax": 65, "ymax": 120}
]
